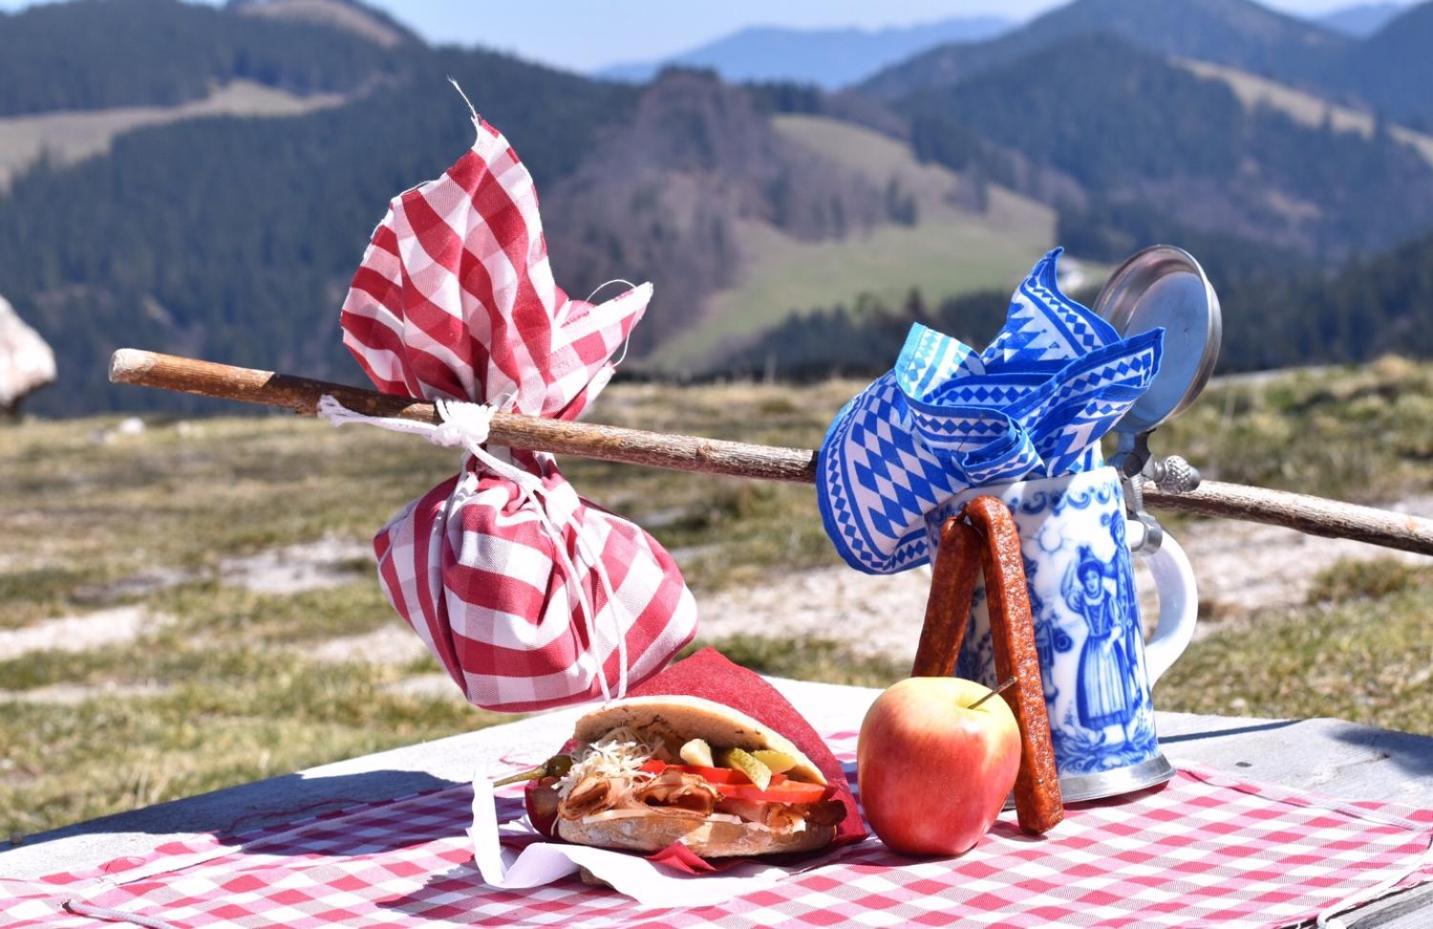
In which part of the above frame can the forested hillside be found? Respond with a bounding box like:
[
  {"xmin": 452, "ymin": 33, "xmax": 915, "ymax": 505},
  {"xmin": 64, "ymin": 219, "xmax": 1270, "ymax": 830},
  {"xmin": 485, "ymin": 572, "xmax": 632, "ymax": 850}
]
[
  {"xmin": 0, "ymin": 55, "xmax": 910, "ymax": 412},
  {"xmin": 862, "ymin": 0, "xmax": 1433, "ymax": 130},
  {"xmin": 1226, "ymin": 231, "xmax": 1433, "ymax": 368},
  {"xmin": 859, "ymin": 0, "xmax": 1345, "ymax": 101},
  {"xmin": 902, "ymin": 34, "xmax": 1433, "ymax": 257},
  {"xmin": 724, "ymin": 228, "xmax": 1433, "ymax": 380},
  {"xmin": 1333, "ymin": 2, "xmax": 1433, "ymax": 128},
  {"xmin": 2, "ymin": 0, "xmax": 1432, "ymax": 414},
  {"xmin": 543, "ymin": 72, "xmax": 904, "ymax": 358},
  {"xmin": 0, "ymin": 48, "xmax": 637, "ymax": 413},
  {"xmin": 0, "ymin": 0, "xmax": 400, "ymax": 116}
]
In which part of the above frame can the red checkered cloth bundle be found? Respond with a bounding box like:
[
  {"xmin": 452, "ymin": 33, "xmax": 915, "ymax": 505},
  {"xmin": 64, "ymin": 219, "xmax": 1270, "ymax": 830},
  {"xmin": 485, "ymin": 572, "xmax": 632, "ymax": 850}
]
[
  {"xmin": 7, "ymin": 735, "xmax": 1431, "ymax": 929},
  {"xmin": 335, "ymin": 112, "xmax": 697, "ymax": 712}
]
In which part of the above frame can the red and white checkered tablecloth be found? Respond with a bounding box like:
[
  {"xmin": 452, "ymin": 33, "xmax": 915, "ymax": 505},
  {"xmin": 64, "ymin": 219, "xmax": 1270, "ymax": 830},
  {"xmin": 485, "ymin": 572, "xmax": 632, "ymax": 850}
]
[{"xmin": 4, "ymin": 730, "xmax": 1431, "ymax": 929}]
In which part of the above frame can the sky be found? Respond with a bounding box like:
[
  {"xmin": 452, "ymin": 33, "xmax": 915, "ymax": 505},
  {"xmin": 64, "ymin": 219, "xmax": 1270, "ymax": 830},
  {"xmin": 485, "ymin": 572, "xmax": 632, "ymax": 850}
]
[{"xmin": 0, "ymin": 0, "xmax": 1404, "ymax": 72}]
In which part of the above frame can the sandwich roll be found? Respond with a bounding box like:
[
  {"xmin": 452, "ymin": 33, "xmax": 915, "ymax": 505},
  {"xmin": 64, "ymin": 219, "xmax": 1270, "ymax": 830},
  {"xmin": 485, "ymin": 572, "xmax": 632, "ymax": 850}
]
[{"xmin": 525, "ymin": 696, "xmax": 844, "ymax": 857}]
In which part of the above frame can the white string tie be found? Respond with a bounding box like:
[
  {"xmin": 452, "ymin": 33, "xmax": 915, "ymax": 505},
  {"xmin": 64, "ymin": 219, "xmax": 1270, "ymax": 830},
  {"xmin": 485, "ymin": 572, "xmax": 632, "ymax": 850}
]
[
  {"xmin": 583, "ymin": 278, "xmax": 639, "ymax": 369},
  {"xmin": 430, "ymin": 397, "xmax": 495, "ymax": 449},
  {"xmin": 317, "ymin": 393, "xmax": 630, "ymax": 702}
]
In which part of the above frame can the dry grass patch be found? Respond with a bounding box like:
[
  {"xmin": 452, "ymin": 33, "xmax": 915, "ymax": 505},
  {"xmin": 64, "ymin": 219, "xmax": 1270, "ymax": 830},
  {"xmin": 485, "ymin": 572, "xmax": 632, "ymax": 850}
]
[
  {"xmin": 1159, "ymin": 565, "xmax": 1433, "ymax": 733},
  {"xmin": 1, "ymin": 657, "xmax": 494, "ymax": 838}
]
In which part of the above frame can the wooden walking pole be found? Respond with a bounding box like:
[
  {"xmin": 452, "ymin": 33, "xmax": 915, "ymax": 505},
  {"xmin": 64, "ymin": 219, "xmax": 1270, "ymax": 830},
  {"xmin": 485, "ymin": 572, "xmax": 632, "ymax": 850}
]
[{"xmin": 108, "ymin": 348, "xmax": 1433, "ymax": 557}]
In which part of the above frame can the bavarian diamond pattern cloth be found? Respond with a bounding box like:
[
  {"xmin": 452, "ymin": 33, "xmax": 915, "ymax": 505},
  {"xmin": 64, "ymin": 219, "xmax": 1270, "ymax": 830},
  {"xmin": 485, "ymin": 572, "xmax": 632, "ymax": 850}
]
[
  {"xmin": 340, "ymin": 113, "xmax": 697, "ymax": 712},
  {"xmin": 817, "ymin": 249, "xmax": 1164, "ymax": 574}
]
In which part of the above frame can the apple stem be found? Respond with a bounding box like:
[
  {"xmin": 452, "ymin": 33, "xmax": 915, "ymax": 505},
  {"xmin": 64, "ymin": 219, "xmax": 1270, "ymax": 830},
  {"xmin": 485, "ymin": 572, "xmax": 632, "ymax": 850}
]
[{"xmin": 970, "ymin": 677, "xmax": 1018, "ymax": 710}]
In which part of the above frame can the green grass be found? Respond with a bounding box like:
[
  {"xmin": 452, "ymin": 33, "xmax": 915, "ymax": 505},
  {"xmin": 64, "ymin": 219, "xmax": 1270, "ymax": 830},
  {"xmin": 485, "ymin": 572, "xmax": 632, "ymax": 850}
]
[
  {"xmin": 1155, "ymin": 356, "xmax": 1433, "ymax": 502},
  {"xmin": 0, "ymin": 657, "xmax": 493, "ymax": 836},
  {"xmin": 0, "ymin": 80, "xmax": 347, "ymax": 191},
  {"xmin": 684, "ymin": 563, "xmax": 1433, "ymax": 734},
  {"xmin": 1306, "ymin": 558, "xmax": 1424, "ymax": 605},
  {"xmin": 0, "ymin": 382, "xmax": 865, "ymax": 838},
  {"xmin": 1158, "ymin": 564, "xmax": 1433, "ymax": 731},
  {"xmin": 0, "ymin": 578, "xmax": 496, "ymax": 836},
  {"xmin": 652, "ymin": 115, "xmax": 1062, "ymax": 370}
]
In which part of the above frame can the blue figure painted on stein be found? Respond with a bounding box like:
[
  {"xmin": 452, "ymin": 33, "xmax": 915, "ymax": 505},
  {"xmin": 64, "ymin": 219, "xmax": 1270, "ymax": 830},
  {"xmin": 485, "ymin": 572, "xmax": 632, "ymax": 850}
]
[{"xmin": 1063, "ymin": 544, "xmax": 1138, "ymax": 735}]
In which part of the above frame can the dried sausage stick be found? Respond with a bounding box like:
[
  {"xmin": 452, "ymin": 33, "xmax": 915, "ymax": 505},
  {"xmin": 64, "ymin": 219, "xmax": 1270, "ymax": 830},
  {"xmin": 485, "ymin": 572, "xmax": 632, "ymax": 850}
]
[
  {"xmin": 911, "ymin": 518, "xmax": 982, "ymax": 677},
  {"xmin": 965, "ymin": 495, "xmax": 1064, "ymax": 836}
]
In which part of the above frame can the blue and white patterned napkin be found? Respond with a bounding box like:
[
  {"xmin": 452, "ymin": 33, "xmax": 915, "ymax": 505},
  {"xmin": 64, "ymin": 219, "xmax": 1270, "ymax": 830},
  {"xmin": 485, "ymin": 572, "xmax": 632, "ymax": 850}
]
[{"xmin": 817, "ymin": 249, "xmax": 1164, "ymax": 574}]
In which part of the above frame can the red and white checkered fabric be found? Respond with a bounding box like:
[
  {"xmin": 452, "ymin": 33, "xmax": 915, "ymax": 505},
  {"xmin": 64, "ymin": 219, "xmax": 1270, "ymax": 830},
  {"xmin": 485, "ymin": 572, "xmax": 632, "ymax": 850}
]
[
  {"xmin": 337, "ymin": 115, "xmax": 697, "ymax": 712},
  {"xmin": 5, "ymin": 735, "xmax": 1431, "ymax": 929}
]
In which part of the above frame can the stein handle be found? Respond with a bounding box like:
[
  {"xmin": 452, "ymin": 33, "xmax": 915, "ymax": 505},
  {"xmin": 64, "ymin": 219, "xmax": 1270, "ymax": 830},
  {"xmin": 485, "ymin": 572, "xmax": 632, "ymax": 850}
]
[{"xmin": 1138, "ymin": 531, "xmax": 1198, "ymax": 685}]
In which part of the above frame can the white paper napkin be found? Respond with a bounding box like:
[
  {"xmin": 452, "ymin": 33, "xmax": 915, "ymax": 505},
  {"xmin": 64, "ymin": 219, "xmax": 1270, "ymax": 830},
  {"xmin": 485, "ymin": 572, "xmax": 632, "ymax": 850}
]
[{"xmin": 469, "ymin": 775, "xmax": 854, "ymax": 908}]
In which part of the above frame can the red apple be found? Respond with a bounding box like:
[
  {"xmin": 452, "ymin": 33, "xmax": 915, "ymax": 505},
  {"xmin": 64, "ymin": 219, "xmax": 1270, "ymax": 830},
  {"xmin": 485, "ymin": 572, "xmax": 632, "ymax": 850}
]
[{"xmin": 857, "ymin": 677, "xmax": 1020, "ymax": 856}]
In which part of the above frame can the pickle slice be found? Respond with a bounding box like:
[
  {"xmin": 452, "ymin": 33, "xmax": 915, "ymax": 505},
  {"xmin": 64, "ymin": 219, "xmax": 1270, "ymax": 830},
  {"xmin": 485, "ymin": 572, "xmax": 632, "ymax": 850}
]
[
  {"xmin": 751, "ymin": 749, "xmax": 797, "ymax": 775},
  {"xmin": 679, "ymin": 738, "xmax": 715, "ymax": 768},
  {"xmin": 720, "ymin": 747, "xmax": 772, "ymax": 790}
]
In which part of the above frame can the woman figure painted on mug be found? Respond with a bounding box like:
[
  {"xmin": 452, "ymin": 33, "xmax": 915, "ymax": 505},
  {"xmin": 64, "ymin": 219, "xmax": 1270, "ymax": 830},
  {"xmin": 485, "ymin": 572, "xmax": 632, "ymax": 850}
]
[{"xmin": 1062, "ymin": 545, "xmax": 1137, "ymax": 740}]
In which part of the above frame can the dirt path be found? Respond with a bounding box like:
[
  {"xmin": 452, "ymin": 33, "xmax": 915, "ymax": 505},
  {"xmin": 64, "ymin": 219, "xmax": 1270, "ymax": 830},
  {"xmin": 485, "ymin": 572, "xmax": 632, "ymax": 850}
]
[
  {"xmin": 1169, "ymin": 495, "xmax": 1432, "ymax": 623},
  {"xmin": 696, "ymin": 496, "xmax": 1433, "ymax": 665},
  {"xmin": 6, "ymin": 499, "xmax": 1428, "ymax": 705},
  {"xmin": 0, "ymin": 536, "xmax": 368, "ymax": 662},
  {"xmin": 0, "ymin": 606, "xmax": 157, "ymax": 658},
  {"xmin": 219, "ymin": 537, "xmax": 369, "ymax": 595}
]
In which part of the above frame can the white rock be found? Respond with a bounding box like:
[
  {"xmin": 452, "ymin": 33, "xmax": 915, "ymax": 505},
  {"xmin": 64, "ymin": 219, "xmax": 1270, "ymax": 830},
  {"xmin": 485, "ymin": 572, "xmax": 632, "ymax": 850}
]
[{"xmin": 0, "ymin": 294, "xmax": 56, "ymax": 409}]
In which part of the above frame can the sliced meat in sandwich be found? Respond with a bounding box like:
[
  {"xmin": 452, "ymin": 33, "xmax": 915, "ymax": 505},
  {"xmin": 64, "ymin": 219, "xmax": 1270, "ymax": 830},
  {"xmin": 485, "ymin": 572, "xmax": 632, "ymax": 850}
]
[{"xmin": 525, "ymin": 695, "xmax": 846, "ymax": 857}]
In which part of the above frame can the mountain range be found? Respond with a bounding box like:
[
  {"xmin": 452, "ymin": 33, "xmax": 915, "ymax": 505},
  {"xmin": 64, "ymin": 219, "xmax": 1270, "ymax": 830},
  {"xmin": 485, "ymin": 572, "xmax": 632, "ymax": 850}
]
[
  {"xmin": 864, "ymin": 0, "xmax": 1347, "ymax": 96},
  {"xmin": 0, "ymin": 0, "xmax": 1431, "ymax": 414},
  {"xmin": 598, "ymin": 16, "xmax": 1013, "ymax": 89},
  {"xmin": 593, "ymin": 2, "xmax": 1412, "ymax": 90},
  {"xmin": 861, "ymin": 0, "xmax": 1433, "ymax": 128},
  {"xmin": 1317, "ymin": 2, "xmax": 1409, "ymax": 35}
]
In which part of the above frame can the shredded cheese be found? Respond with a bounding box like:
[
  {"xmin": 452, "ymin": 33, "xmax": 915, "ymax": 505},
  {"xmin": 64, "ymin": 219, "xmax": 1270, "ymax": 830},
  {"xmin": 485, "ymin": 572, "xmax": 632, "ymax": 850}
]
[{"xmin": 555, "ymin": 728, "xmax": 661, "ymax": 799}]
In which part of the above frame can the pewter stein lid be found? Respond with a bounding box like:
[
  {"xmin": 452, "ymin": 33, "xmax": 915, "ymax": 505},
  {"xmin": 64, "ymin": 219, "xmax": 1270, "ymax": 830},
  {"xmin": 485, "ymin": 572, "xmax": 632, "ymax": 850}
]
[{"xmin": 1094, "ymin": 245, "xmax": 1222, "ymax": 435}]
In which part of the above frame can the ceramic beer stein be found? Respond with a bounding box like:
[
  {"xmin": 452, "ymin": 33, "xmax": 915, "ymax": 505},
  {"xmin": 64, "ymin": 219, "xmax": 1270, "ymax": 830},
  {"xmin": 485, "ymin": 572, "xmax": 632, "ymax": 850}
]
[{"xmin": 928, "ymin": 465, "xmax": 1198, "ymax": 802}]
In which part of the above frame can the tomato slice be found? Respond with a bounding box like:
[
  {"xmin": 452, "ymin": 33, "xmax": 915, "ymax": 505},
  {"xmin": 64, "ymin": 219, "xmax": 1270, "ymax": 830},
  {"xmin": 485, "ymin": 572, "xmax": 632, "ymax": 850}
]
[
  {"xmin": 715, "ymin": 781, "xmax": 828, "ymax": 804},
  {"xmin": 639, "ymin": 761, "xmax": 791, "ymax": 785},
  {"xmin": 683, "ymin": 765, "xmax": 747, "ymax": 784},
  {"xmin": 637, "ymin": 761, "xmax": 818, "ymax": 800}
]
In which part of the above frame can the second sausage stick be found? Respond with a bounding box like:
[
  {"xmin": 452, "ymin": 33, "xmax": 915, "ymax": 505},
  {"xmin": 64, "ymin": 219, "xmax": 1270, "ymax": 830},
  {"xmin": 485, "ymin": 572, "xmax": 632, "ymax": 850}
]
[{"xmin": 965, "ymin": 495, "xmax": 1064, "ymax": 836}]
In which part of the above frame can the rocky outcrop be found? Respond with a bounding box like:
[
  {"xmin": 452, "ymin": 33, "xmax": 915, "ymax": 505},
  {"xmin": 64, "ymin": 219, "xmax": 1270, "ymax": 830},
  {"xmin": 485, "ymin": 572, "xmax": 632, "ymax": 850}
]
[
  {"xmin": 0, "ymin": 294, "xmax": 56, "ymax": 415},
  {"xmin": 543, "ymin": 70, "xmax": 898, "ymax": 356}
]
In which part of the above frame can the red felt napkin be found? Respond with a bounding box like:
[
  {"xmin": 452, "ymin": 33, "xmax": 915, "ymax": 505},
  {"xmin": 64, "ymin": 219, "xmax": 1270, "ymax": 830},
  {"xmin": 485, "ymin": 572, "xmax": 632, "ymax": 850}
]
[
  {"xmin": 627, "ymin": 648, "xmax": 866, "ymax": 846},
  {"xmin": 523, "ymin": 648, "xmax": 867, "ymax": 867}
]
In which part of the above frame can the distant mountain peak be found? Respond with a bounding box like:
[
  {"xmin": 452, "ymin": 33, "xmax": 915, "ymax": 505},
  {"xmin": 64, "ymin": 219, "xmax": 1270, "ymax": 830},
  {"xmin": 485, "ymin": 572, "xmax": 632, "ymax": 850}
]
[
  {"xmin": 598, "ymin": 15, "xmax": 1012, "ymax": 89},
  {"xmin": 228, "ymin": 0, "xmax": 419, "ymax": 48},
  {"xmin": 861, "ymin": 0, "xmax": 1348, "ymax": 100},
  {"xmin": 1315, "ymin": 2, "xmax": 1408, "ymax": 37}
]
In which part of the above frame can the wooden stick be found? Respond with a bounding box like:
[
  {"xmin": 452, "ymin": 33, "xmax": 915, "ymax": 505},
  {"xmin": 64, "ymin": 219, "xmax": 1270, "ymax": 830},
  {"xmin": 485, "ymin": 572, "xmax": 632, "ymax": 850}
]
[
  {"xmin": 108, "ymin": 349, "xmax": 1433, "ymax": 556},
  {"xmin": 1142, "ymin": 482, "xmax": 1433, "ymax": 556},
  {"xmin": 109, "ymin": 349, "xmax": 818, "ymax": 485}
]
